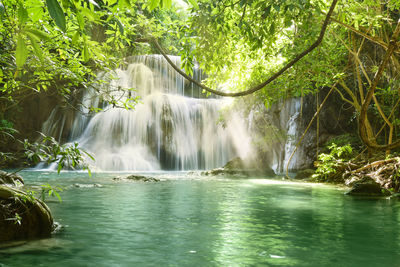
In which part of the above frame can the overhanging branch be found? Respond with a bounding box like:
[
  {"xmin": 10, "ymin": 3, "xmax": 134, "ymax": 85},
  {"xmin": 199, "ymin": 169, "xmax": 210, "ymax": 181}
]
[{"xmin": 135, "ymin": 0, "xmax": 338, "ymax": 97}]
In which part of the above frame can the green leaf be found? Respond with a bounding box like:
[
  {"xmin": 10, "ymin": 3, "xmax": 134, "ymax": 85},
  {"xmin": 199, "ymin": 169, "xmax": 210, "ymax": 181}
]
[
  {"xmin": 71, "ymin": 31, "xmax": 80, "ymax": 44},
  {"xmin": 163, "ymin": 0, "xmax": 172, "ymax": 9},
  {"xmin": 61, "ymin": 0, "xmax": 70, "ymax": 9},
  {"xmin": 26, "ymin": 32, "xmax": 44, "ymax": 62},
  {"xmin": 76, "ymin": 10, "xmax": 85, "ymax": 30},
  {"xmin": 24, "ymin": 28, "xmax": 51, "ymax": 41},
  {"xmin": 80, "ymin": 7, "xmax": 97, "ymax": 22},
  {"xmin": 46, "ymin": 0, "xmax": 66, "ymax": 32},
  {"xmin": 0, "ymin": 2, "xmax": 5, "ymax": 18},
  {"xmin": 187, "ymin": 0, "xmax": 198, "ymax": 9},
  {"xmin": 83, "ymin": 42, "xmax": 90, "ymax": 62},
  {"xmin": 115, "ymin": 18, "xmax": 124, "ymax": 34},
  {"xmin": 17, "ymin": 2, "xmax": 28, "ymax": 24},
  {"xmin": 54, "ymin": 191, "xmax": 62, "ymax": 202},
  {"xmin": 16, "ymin": 35, "xmax": 28, "ymax": 69},
  {"xmin": 149, "ymin": 0, "xmax": 160, "ymax": 10},
  {"xmin": 57, "ymin": 162, "xmax": 62, "ymax": 173}
]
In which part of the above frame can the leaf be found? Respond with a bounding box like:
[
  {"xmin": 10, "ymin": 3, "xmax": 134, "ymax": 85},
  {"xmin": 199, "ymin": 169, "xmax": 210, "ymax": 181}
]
[
  {"xmin": 17, "ymin": 2, "xmax": 28, "ymax": 24},
  {"xmin": 80, "ymin": 7, "xmax": 97, "ymax": 22},
  {"xmin": 71, "ymin": 31, "xmax": 80, "ymax": 44},
  {"xmin": 26, "ymin": 32, "xmax": 44, "ymax": 62},
  {"xmin": 83, "ymin": 42, "xmax": 90, "ymax": 62},
  {"xmin": 76, "ymin": 10, "xmax": 85, "ymax": 29},
  {"xmin": 16, "ymin": 35, "xmax": 28, "ymax": 69},
  {"xmin": 54, "ymin": 191, "xmax": 62, "ymax": 202},
  {"xmin": 187, "ymin": 0, "xmax": 198, "ymax": 9},
  {"xmin": 115, "ymin": 18, "xmax": 124, "ymax": 34},
  {"xmin": 24, "ymin": 28, "xmax": 51, "ymax": 41},
  {"xmin": 61, "ymin": 0, "xmax": 70, "ymax": 9},
  {"xmin": 163, "ymin": 0, "xmax": 172, "ymax": 9},
  {"xmin": 57, "ymin": 162, "xmax": 63, "ymax": 173},
  {"xmin": 149, "ymin": 0, "xmax": 160, "ymax": 10},
  {"xmin": 46, "ymin": 0, "xmax": 66, "ymax": 32},
  {"xmin": 0, "ymin": 2, "xmax": 5, "ymax": 18}
]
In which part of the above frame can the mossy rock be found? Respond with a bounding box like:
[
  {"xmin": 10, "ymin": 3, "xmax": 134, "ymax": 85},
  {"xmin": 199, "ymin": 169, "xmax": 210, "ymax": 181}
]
[
  {"xmin": 113, "ymin": 175, "xmax": 160, "ymax": 182},
  {"xmin": 203, "ymin": 157, "xmax": 275, "ymax": 177},
  {"xmin": 345, "ymin": 177, "xmax": 391, "ymax": 197},
  {"xmin": 0, "ymin": 185, "xmax": 54, "ymax": 243}
]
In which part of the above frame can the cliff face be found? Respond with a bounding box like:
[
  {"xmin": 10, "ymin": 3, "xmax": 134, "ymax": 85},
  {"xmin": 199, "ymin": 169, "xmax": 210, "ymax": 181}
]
[
  {"xmin": 0, "ymin": 89, "xmax": 74, "ymax": 167},
  {"xmin": 247, "ymin": 87, "xmax": 356, "ymax": 173}
]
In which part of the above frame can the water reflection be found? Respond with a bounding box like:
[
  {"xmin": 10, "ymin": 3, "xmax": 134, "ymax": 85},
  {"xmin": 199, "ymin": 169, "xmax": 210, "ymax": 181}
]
[{"xmin": 1, "ymin": 173, "xmax": 400, "ymax": 266}]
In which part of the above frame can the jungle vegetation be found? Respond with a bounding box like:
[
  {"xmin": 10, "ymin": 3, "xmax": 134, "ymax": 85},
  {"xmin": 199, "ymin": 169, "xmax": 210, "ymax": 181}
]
[{"xmin": 0, "ymin": 0, "xmax": 400, "ymax": 176}]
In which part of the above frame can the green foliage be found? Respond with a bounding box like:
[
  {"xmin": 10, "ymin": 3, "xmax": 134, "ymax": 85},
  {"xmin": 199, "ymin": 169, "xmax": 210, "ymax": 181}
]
[
  {"xmin": 313, "ymin": 143, "xmax": 353, "ymax": 181},
  {"xmin": 325, "ymin": 134, "xmax": 362, "ymax": 151},
  {"xmin": 0, "ymin": 119, "xmax": 18, "ymax": 140},
  {"xmin": 41, "ymin": 183, "xmax": 63, "ymax": 202},
  {"xmin": 45, "ymin": 0, "xmax": 66, "ymax": 32},
  {"xmin": 23, "ymin": 133, "xmax": 94, "ymax": 175}
]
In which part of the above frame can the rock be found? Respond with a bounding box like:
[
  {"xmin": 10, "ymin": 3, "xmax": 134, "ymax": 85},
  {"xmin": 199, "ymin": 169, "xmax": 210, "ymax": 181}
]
[
  {"xmin": 73, "ymin": 183, "xmax": 103, "ymax": 188},
  {"xmin": 0, "ymin": 170, "xmax": 24, "ymax": 187},
  {"xmin": 113, "ymin": 175, "xmax": 160, "ymax": 182},
  {"xmin": 295, "ymin": 169, "xmax": 315, "ymax": 180},
  {"xmin": 0, "ymin": 185, "xmax": 54, "ymax": 243},
  {"xmin": 345, "ymin": 177, "xmax": 391, "ymax": 197},
  {"xmin": 202, "ymin": 157, "xmax": 275, "ymax": 177}
]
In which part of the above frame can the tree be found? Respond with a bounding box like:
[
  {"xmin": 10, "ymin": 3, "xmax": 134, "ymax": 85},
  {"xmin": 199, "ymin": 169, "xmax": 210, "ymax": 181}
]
[{"xmin": 147, "ymin": 0, "xmax": 400, "ymax": 156}]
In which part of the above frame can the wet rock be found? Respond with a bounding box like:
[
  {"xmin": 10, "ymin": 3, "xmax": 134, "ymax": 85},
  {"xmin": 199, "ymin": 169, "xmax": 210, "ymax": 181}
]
[
  {"xmin": 0, "ymin": 170, "xmax": 24, "ymax": 187},
  {"xmin": 73, "ymin": 183, "xmax": 103, "ymax": 188},
  {"xmin": 345, "ymin": 177, "xmax": 391, "ymax": 197},
  {"xmin": 203, "ymin": 157, "xmax": 275, "ymax": 177},
  {"xmin": 113, "ymin": 175, "xmax": 160, "ymax": 182},
  {"xmin": 295, "ymin": 169, "xmax": 315, "ymax": 180},
  {"xmin": 0, "ymin": 185, "xmax": 54, "ymax": 243}
]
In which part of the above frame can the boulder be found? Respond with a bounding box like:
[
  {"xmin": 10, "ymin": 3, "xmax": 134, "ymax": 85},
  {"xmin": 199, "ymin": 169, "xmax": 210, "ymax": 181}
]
[
  {"xmin": 345, "ymin": 177, "xmax": 391, "ymax": 197},
  {"xmin": 0, "ymin": 185, "xmax": 54, "ymax": 243},
  {"xmin": 203, "ymin": 157, "xmax": 275, "ymax": 177},
  {"xmin": 0, "ymin": 170, "xmax": 24, "ymax": 187},
  {"xmin": 294, "ymin": 169, "xmax": 315, "ymax": 180},
  {"xmin": 113, "ymin": 175, "xmax": 160, "ymax": 182}
]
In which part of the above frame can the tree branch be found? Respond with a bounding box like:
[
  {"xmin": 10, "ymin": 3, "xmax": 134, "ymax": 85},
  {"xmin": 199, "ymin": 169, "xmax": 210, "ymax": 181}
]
[
  {"xmin": 328, "ymin": 16, "xmax": 400, "ymax": 53},
  {"xmin": 359, "ymin": 19, "xmax": 400, "ymax": 150},
  {"xmin": 136, "ymin": 0, "xmax": 338, "ymax": 97}
]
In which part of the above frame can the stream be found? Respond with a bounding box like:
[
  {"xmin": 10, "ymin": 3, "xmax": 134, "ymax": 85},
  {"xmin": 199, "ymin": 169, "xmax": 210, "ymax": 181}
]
[{"xmin": 1, "ymin": 171, "xmax": 400, "ymax": 266}]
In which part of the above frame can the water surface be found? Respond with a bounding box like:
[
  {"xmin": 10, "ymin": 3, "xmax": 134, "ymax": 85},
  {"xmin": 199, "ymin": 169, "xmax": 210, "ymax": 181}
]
[{"xmin": 1, "ymin": 171, "xmax": 400, "ymax": 266}]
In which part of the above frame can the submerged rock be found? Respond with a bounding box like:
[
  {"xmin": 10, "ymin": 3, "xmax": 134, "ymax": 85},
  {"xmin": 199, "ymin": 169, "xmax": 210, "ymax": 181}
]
[
  {"xmin": 345, "ymin": 177, "xmax": 391, "ymax": 197},
  {"xmin": 203, "ymin": 157, "xmax": 275, "ymax": 177},
  {"xmin": 73, "ymin": 183, "xmax": 103, "ymax": 188},
  {"xmin": 0, "ymin": 185, "xmax": 54, "ymax": 243},
  {"xmin": 0, "ymin": 170, "xmax": 24, "ymax": 187},
  {"xmin": 113, "ymin": 175, "xmax": 160, "ymax": 182}
]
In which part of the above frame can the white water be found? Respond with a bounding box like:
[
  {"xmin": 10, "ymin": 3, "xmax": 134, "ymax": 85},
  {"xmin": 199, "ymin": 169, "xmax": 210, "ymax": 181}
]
[
  {"xmin": 263, "ymin": 98, "xmax": 302, "ymax": 174},
  {"xmin": 42, "ymin": 55, "xmax": 253, "ymax": 171}
]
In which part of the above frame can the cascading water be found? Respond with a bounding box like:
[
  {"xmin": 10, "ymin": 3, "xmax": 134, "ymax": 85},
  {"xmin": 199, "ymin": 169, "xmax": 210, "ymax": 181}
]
[
  {"xmin": 271, "ymin": 98, "xmax": 302, "ymax": 173},
  {"xmin": 41, "ymin": 55, "xmax": 252, "ymax": 171}
]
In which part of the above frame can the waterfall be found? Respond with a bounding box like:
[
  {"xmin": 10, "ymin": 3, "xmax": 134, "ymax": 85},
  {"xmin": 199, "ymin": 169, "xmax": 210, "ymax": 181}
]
[
  {"xmin": 272, "ymin": 98, "xmax": 302, "ymax": 173},
  {"xmin": 247, "ymin": 98, "xmax": 303, "ymax": 174},
  {"xmin": 41, "ymin": 55, "xmax": 252, "ymax": 171}
]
